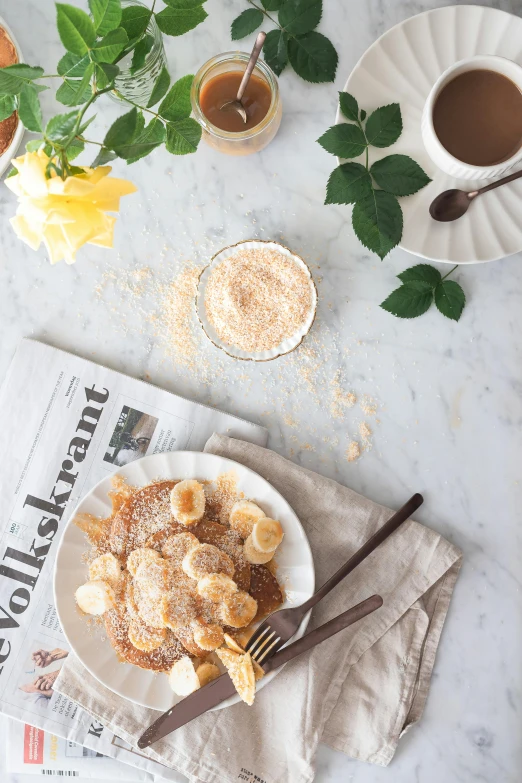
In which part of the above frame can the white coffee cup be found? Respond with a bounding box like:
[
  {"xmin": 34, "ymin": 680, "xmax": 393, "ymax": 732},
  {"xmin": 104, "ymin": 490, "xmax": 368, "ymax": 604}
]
[{"xmin": 421, "ymin": 55, "xmax": 522, "ymax": 180}]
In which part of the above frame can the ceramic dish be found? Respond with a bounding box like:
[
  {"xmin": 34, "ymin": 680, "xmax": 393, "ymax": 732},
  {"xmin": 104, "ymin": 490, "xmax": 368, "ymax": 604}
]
[
  {"xmin": 54, "ymin": 451, "xmax": 315, "ymax": 712},
  {"xmin": 0, "ymin": 17, "xmax": 24, "ymax": 177},
  {"xmin": 338, "ymin": 5, "xmax": 522, "ymax": 264},
  {"xmin": 196, "ymin": 239, "xmax": 318, "ymax": 361}
]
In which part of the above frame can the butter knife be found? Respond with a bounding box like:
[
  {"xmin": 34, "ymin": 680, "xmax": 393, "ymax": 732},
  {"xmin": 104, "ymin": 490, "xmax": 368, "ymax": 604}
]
[{"xmin": 138, "ymin": 593, "xmax": 383, "ymax": 748}]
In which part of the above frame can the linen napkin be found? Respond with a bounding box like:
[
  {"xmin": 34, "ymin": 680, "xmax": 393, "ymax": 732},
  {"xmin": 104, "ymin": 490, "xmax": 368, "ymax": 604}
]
[{"xmin": 54, "ymin": 434, "xmax": 462, "ymax": 782}]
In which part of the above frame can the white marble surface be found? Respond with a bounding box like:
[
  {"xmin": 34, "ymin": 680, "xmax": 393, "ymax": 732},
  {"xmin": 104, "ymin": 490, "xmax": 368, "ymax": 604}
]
[{"xmin": 0, "ymin": 0, "xmax": 521, "ymax": 781}]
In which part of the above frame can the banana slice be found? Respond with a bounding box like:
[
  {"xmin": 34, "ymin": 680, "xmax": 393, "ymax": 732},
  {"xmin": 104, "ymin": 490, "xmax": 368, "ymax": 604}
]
[
  {"xmin": 170, "ymin": 480, "xmax": 206, "ymax": 526},
  {"xmin": 216, "ymin": 648, "xmax": 256, "ymax": 705},
  {"xmin": 88, "ymin": 552, "xmax": 122, "ymax": 588},
  {"xmin": 196, "ymin": 662, "xmax": 220, "ymax": 687},
  {"xmin": 224, "ymin": 632, "xmax": 245, "ymax": 654},
  {"xmin": 192, "ymin": 619, "xmax": 224, "ymax": 651},
  {"xmin": 251, "ymin": 519, "xmax": 284, "ymax": 553},
  {"xmin": 182, "ymin": 544, "xmax": 235, "ymax": 581},
  {"xmin": 162, "ymin": 532, "xmax": 199, "ymax": 563},
  {"xmin": 134, "ymin": 557, "xmax": 170, "ymax": 592},
  {"xmin": 243, "ymin": 536, "xmax": 274, "ymax": 565},
  {"xmin": 161, "ymin": 587, "xmax": 199, "ymax": 630},
  {"xmin": 221, "ymin": 591, "xmax": 258, "ymax": 628},
  {"xmin": 128, "ymin": 619, "xmax": 166, "ymax": 652},
  {"xmin": 229, "ymin": 500, "xmax": 266, "ymax": 539},
  {"xmin": 75, "ymin": 580, "xmax": 115, "ymax": 615},
  {"xmin": 197, "ymin": 573, "xmax": 238, "ymax": 603},
  {"xmin": 168, "ymin": 656, "xmax": 201, "ymax": 696},
  {"xmin": 126, "ymin": 547, "xmax": 161, "ymax": 577},
  {"xmin": 252, "ymin": 658, "xmax": 265, "ymax": 682}
]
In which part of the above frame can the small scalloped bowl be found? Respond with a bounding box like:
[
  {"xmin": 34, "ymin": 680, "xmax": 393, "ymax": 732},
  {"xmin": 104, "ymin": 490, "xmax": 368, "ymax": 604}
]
[
  {"xmin": 196, "ymin": 239, "xmax": 318, "ymax": 362},
  {"xmin": 0, "ymin": 17, "xmax": 25, "ymax": 177}
]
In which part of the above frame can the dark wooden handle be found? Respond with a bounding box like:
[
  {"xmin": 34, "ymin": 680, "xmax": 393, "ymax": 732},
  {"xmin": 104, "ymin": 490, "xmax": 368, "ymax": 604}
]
[
  {"xmin": 299, "ymin": 493, "xmax": 423, "ymax": 614},
  {"xmin": 263, "ymin": 595, "xmax": 383, "ymax": 674}
]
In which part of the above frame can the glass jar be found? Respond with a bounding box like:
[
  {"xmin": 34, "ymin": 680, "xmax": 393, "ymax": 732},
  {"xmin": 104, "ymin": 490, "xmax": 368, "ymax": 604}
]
[
  {"xmin": 191, "ymin": 52, "xmax": 282, "ymax": 156},
  {"xmin": 111, "ymin": 0, "xmax": 167, "ymax": 106}
]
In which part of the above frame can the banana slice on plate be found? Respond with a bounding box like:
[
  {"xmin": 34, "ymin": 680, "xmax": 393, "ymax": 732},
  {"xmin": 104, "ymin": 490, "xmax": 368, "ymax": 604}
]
[
  {"xmin": 216, "ymin": 648, "xmax": 256, "ymax": 705},
  {"xmin": 196, "ymin": 661, "xmax": 220, "ymax": 687},
  {"xmin": 192, "ymin": 619, "xmax": 224, "ymax": 651},
  {"xmin": 221, "ymin": 591, "xmax": 258, "ymax": 628},
  {"xmin": 222, "ymin": 633, "xmax": 264, "ymax": 679},
  {"xmin": 182, "ymin": 543, "xmax": 235, "ymax": 581},
  {"xmin": 128, "ymin": 619, "xmax": 166, "ymax": 652},
  {"xmin": 162, "ymin": 532, "xmax": 199, "ymax": 563},
  {"xmin": 197, "ymin": 573, "xmax": 238, "ymax": 603},
  {"xmin": 126, "ymin": 547, "xmax": 161, "ymax": 577},
  {"xmin": 161, "ymin": 590, "xmax": 199, "ymax": 630},
  {"xmin": 243, "ymin": 536, "xmax": 274, "ymax": 565},
  {"xmin": 168, "ymin": 656, "xmax": 201, "ymax": 696},
  {"xmin": 170, "ymin": 480, "xmax": 206, "ymax": 526},
  {"xmin": 88, "ymin": 553, "xmax": 122, "ymax": 588},
  {"xmin": 251, "ymin": 519, "xmax": 284, "ymax": 553},
  {"xmin": 75, "ymin": 580, "xmax": 115, "ymax": 615},
  {"xmin": 229, "ymin": 500, "xmax": 266, "ymax": 539}
]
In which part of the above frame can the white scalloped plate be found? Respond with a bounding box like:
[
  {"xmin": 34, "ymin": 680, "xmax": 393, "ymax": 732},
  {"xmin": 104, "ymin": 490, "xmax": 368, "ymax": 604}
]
[
  {"xmin": 54, "ymin": 451, "xmax": 315, "ymax": 712},
  {"xmin": 196, "ymin": 240, "xmax": 318, "ymax": 360},
  {"xmin": 338, "ymin": 5, "xmax": 522, "ymax": 263}
]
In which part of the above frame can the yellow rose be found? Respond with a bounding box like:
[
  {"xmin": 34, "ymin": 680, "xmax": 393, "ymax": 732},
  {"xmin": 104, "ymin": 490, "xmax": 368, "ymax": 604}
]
[{"xmin": 5, "ymin": 149, "xmax": 137, "ymax": 265}]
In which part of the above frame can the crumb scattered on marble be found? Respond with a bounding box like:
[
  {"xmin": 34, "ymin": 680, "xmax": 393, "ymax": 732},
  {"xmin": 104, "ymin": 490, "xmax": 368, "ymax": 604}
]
[{"xmin": 345, "ymin": 441, "xmax": 360, "ymax": 462}]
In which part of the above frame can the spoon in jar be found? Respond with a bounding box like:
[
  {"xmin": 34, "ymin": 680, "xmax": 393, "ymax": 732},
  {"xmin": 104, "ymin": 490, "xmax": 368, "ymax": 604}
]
[
  {"xmin": 430, "ymin": 168, "xmax": 522, "ymax": 221},
  {"xmin": 220, "ymin": 31, "xmax": 266, "ymax": 124}
]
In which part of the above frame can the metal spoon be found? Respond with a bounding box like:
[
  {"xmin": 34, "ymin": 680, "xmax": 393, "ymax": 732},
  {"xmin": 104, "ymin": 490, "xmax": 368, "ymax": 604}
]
[
  {"xmin": 220, "ymin": 31, "xmax": 266, "ymax": 124},
  {"xmin": 430, "ymin": 168, "xmax": 522, "ymax": 221}
]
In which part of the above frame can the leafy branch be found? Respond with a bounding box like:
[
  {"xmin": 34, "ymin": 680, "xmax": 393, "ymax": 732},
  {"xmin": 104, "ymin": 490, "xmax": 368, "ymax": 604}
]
[
  {"xmin": 381, "ymin": 264, "xmax": 465, "ymax": 321},
  {"xmin": 231, "ymin": 0, "xmax": 338, "ymax": 83},
  {"xmin": 0, "ymin": 0, "xmax": 209, "ymax": 178}
]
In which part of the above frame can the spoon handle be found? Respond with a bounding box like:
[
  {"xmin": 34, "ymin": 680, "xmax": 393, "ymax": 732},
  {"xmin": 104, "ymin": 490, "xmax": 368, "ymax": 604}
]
[
  {"xmin": 236, "ymin": 31, "xmax": 266, "ymax": 102},
  {"xmin": 473, "ymin": 168, "xmax": 522, "ymax": 197}
]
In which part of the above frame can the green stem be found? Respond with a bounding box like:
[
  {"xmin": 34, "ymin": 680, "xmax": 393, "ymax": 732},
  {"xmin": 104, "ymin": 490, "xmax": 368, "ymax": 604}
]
[
  {"xmin": 247, "ymin": 0, "xmax": 280, "ymax": 28},
  {"xmin": 115, "ymin": 93, "xmax": 160, "ymax": 119},
  {"xmin": 77, "ymin": 136, "xmax": 103, "ymax": 146},
  {"xmin": 355, "ymin": 117, "xmax": 369, "ymax": 170},
  {"xmin": 441, "ymin": 265, "xmax": 458, "ymax": 281},
  {"xmin": 36, "ymin": 74, "xmax": 62, "ymax": 79}
]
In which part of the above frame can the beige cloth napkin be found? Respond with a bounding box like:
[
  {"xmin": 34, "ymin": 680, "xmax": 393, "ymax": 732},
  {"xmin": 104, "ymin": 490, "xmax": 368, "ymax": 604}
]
[{"xmin": 54, "ymin": 434, "xmax": 462, "ymax": 781}]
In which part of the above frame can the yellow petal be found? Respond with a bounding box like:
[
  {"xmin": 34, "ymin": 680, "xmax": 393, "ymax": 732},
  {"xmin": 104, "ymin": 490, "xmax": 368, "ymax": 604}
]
[
  {"xmin": 4, "ymin": 172, "xmax": 22, "ymax": 196},
  {"xmin": 42, "ymin": 224, "xmax": 75, "ymax": 265},
  {"xmin": 48, "ymin": 176, "xmax": 96, "ymax": 197},
  {"xmin": 84, "ymin": 165, "xmax": 112, "ymax": 184},
  {"xmin": 17, "ymin": 152, "xmax": 49, "ymax": 199},
  {"xmin": 10, "ymin": 214, "xmax": 42, "ymax": 251},
  {"xmin": 89, "ymin": 215, "xmax": 116, "ymax": 248}
]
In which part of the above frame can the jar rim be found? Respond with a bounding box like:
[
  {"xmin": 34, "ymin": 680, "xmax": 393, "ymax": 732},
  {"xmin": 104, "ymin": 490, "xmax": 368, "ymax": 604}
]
[{"xmin": 191, "ymin": 52, "xmax": 280, "ymax": 140}]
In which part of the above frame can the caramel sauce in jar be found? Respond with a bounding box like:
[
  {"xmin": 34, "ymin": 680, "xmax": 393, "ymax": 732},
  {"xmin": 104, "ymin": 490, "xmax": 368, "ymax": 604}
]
[{"xmin": 191, "ymin": 53, "xmax": 282, "ymax": 156}]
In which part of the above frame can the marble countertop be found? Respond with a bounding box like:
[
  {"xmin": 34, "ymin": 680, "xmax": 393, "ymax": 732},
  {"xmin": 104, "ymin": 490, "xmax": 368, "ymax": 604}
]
[{"xmin": 0, "ymin": 0, "xmax": 521, "ymax": 781}]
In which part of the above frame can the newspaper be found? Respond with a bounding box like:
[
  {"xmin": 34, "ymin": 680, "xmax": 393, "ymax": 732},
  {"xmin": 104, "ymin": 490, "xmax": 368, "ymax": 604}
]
[{"xmin": 0, "ymin": 338, "xmax": 268, "ymax": 781}]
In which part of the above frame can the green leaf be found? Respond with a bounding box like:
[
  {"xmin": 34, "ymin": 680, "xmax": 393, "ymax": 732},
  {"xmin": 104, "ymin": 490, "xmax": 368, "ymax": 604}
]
[
  {"xmin": 380, "ymin": 285, "xmax": 433, "ymax": 319},
  {"xmin": 162, "ymin": 0, "xmax": 208, "ymax": 6},
  {"xmin": 56, "ymin": 64, "xmax": 94, "ymax": 106},
  {"xmin": 165, "ymin": 117, "xmax": 201, "ymax": 154},
  {"xmin": 360, "ymin": 108, "xmax": 366, "ymax": 121},
  {"xmin": 66, "ymin": 136, "xmax": 85, "ymax": 160},
  {"xmin": 45, "ymin": 110, "xmax": 78, "ymax": 141},
  {"xmin": 57, "ymin": 51, "xmax": 91, "ymax": 77},
  {"xmin": 0, "ymin": 94, "xmax": 16, "ymax": 121},
  {"xmin": 262, "ymin": 0, "xmax": 284, "ymax": 8},
  {"xmin": 279, "ymin": 0, "xmax": 322, "ymax": 35},
  {"xmin": 95, "ymin": 61, "xmax": 119, "ymax": 88},
  {"xmin": 397, "ymin": 264, "xmax": 441, "ymax": 288},
  {"xmin": 158, "ymin": 74, "xmax": 193, "ymax": 121},
  {"xmin": 263, "ymin": 29, "xmax": 288, "ymax": 76},
  {"xmin": 352, "ymin": 189, "xmax": 403, "ymax": 259},
  {"xmin": 317, "ymin": 123, "xmax": 366, "ymax": 159},
  {"xmin": 91, "ymin": 27, "xmax": 128, "ymax": 63},
  {"xmin": 370, "ymin": 154, "xmax": 431, "ymax": 196},
  {"xmin": 339, "ymin": 92, "xmax": 358, "ymax": 122},
  {"xmin": 120, "ymin": 4, "xmax": 151, "ymax": 39},
  {"xmin": 92, "ymin": 146, "xmax": 118, "ymax": 166},
  {"xmin": 325, "ymin": 162, "xmax": 372, "ymax": 205},
  {"xmin": 6, "ymin": 166, "xmax": 17, "ymax": 178},
  {"xmin": 230, "ymin": 8, "xmax": 263, "ymax": 40},
  {"xmin": 56, "ymin": 3, "xmax": 96, "ymax": 54},
  {"xmin": 365, "ymin": 103, "xmax": 402, "ymax": 148},
  {"xmin": 26, "ymin": 139, "xmax": 52, "ymax": 155},
  {"xmin": 104, "ymin": 106, "xmax": 139, "ymax": 149},
  {"xmin": 18, "ymin": 85, "xmax": 43, "ymax": 132},
  {"xmin": 287, "ymin": 31, "xmax": 337, "ymax": 83},
  {"xmin": 130, "ymin": 33, "xmax": 154, "ymax": 73},
  {"xmin": 89, "ymin": 0, "xmax": 122, "ymax": 35},
  {"xmin": 0, "ymin": 64, "xmax": 44, "ymax": 95},
  {"xmin": 147, "ymin": 65, "xmax": 170, "ymax": 107},
  {"xmin": 434, "ymin": 280, "xmax": 465, "ymax": 321},
  {"xmin": 156, "ymin": 5, "xmax": 207, "ymax": 36},
  {"xmin": 121, "ymin": 118, "xmax": 166, "ymax": 162}
]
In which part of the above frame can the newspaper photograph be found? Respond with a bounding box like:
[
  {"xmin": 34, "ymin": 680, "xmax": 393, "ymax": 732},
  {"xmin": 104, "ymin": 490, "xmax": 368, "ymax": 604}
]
[{"xmin": 0, "ymin": 338, "xmax": 267, "ymax": 780}]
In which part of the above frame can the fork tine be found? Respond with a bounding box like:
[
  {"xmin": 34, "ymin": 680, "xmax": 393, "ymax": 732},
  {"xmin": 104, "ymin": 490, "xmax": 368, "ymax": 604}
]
[
  {"xmin": 249, "ymin": 629, "xmax": 276, "ymax": 660},
  {"xmin": 244, "ymin": 621, "xmax": 271, "ymax": 654},
  {"xmin": 255, "ymin": 634, "xmax": 282, "ymax": 664}
]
